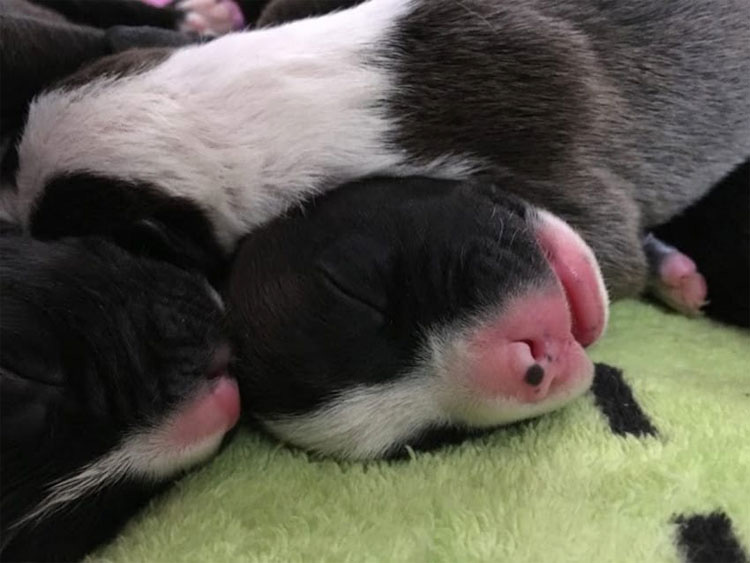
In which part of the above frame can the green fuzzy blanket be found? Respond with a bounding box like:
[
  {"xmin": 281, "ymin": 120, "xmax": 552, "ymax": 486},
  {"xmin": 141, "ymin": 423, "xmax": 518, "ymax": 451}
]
[{"xmin": 93, "ymin": 301, "xmax": 750, "ymax": 563}]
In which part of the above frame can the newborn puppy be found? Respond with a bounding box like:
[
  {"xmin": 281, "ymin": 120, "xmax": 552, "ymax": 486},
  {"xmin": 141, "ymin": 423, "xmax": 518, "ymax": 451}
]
[
  {"xmin": 0, "ymin": 231, "xmax": 240, "ymax": 562},
  {"xmin": 12, "ymin": 0, "xmax": 748, "ymax": 317},
  {"xmin": 228, "ymin": 176, "xmax": 608, "ymax": 459}
]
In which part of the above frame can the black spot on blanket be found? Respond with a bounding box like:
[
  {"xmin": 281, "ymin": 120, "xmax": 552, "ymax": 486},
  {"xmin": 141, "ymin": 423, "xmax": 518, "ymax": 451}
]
[
  {"xmin": 674, "ymin": 512, "xmax": 749, "ymax": 563},
  {"xmin": 591, "ymin": 364, "xmax": 658, "ymax": 437}
]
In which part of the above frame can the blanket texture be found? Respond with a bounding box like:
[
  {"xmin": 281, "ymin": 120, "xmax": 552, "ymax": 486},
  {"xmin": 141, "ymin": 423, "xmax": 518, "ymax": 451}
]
[{"xmin": 93, "ymin": 300, "xmax": 750, "ymax": 563}]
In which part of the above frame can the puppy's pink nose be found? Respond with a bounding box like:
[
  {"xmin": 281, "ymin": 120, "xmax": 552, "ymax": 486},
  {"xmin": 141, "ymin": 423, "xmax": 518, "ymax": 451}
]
[
  {"xmin": 166, "ymin": 376, "xmax": 241, "ymax": 448},
  {"xmin": 466, "ymin": 291, "xmax": 594, "ymax": 403}
]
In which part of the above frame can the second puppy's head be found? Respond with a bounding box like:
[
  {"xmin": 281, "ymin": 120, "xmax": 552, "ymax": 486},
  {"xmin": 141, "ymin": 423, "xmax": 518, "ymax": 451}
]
[
  {"xmin": 228, "ymin": 176, "xmax": 608, "ymax": 460},
  {"xmin": 0, "ymin": 234, "xmax": 240, "ymax": 562}
]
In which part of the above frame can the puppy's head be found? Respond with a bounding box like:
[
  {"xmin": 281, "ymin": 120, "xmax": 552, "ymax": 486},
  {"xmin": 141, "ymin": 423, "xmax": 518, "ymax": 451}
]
[
  {"xmin": 0, "ymin": 235, "xmax": 239, "ymax": 562},
  {"xmin": 228, "ymin": 176, "xmax": 608, "ymax": 460}
]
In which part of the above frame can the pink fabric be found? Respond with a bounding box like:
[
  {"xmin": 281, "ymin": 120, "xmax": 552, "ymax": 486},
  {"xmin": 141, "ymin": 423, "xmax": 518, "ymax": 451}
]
[{"xmin": 141, "ymin": 0, "xmax": 173, "ymax": 7}]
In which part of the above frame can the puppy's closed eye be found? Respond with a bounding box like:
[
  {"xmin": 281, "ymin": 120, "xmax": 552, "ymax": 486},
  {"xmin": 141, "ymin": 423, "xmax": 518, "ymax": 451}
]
[{"xmin": 316, "ymin": 235, "xmax": 392, "ymax": 318}]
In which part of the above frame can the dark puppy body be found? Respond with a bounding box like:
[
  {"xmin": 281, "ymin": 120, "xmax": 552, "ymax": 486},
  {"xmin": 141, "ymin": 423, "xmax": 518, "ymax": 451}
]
[
  {"xmin": 229, "ymin": 176, "xmax": 608, "ymax": 459},
  {"xmin": 0, "ymin": 232, "xmax": 240, "ymax": 562},
  {"xmin": 12, "ymin": 0, "xmax": 749, "ymax": 307}
]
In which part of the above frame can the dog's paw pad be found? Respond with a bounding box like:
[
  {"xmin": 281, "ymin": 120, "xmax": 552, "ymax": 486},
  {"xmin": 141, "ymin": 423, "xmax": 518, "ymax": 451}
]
[
  {"xmin": 177, "ymin": 0, "xmax": 245, "ymax": 35},
  {"xmin": 644, "ymin": 234, "xmax": 708, "ymax": 316}
]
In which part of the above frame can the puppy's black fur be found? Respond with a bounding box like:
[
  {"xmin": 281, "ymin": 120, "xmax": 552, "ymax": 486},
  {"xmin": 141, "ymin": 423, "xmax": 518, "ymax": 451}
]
[
  {"xmin": 31, "ymin": 173, "xmax": 227, "ymax": 283},
  {"xmin": 0, "ymin": 231, "xmax": 228, "ymax": 562},
  {"xmin": 0, "ymin": 4, "xmax": 233, "ymax": 561}
]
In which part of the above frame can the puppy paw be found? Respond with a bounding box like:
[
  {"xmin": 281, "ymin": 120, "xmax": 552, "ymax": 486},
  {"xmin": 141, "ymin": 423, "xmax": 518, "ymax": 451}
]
[
  {"xmin": 644, "ymin": 233, "xmax": 708, "ymax": 316},
  {"xmin": 176, "ymin": 0, "xmax": 245, "ymax": 35}
]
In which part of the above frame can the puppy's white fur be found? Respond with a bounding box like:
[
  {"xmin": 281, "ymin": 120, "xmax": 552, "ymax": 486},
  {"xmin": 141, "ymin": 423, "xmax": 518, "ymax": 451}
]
[
  {"xmin": 16, "ymin": 0, "xmax": 475, "ymax": 249},
  {"xmin": 11, "ymin": 410, "xmax": 227, "ymax": 534},
  {"xmin": 263, "ymin": 324, "xmax": 595, "ymax": 460}
]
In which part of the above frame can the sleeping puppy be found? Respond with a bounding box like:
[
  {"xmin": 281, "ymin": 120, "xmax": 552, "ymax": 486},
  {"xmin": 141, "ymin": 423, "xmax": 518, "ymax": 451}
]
[
  {"xmin": 0, "ymin": 229, "xmax": 240, "ymax": 562},
  {"xmin": 10, "ymin": 0, "xmax": 748, "ymax": 315},
  {"xmin": 228, "ymin": 175, "xmax": 608, "ymax": 459}
]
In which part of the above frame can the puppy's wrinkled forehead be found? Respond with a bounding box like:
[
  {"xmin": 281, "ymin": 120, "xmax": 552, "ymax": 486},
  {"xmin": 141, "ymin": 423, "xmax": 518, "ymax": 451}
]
[{"xmin": 234, "ymin": 175, "xmax": 549, "ymax": 336}]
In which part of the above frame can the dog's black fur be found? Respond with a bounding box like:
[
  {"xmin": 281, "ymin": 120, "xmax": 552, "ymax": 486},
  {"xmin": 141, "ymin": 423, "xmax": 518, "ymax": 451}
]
[
  {"xmin": 28, "ymin": 0, "xmax": 187, "ymax": 31},
  {"xmin": 256, "ymin": 0, "xmax": 364, "ymax": 27},
  {"xmin": 0, "ymin": 4, "xmax": 233, "ymax": 561},
  {"xmin": 0, "ymin": 229, "xmax": 229, "ymax": 562},
  {"xmin": 31, "ymin": 173, "xmax": 228, "ymax": 282}
]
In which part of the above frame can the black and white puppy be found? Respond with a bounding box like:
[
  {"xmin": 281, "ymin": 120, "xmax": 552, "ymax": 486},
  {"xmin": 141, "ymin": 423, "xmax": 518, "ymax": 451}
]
[
  {"xmin": 228, "ymin": 175, "xmax": 608, "ymax": 459},
  {"xmin": 0, "ymin": 229, "xmax": 240, "ymax": 562},
  {"xmin": 10, "ymin": 0, "xmax": 749, "ymax": 310}
]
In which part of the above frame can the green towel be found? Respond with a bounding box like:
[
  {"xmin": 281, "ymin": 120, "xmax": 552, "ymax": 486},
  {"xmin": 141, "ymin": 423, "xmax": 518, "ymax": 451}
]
[{"xmin": 94, "ymin": 300, "xmax": 750, "ymax": 563}]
